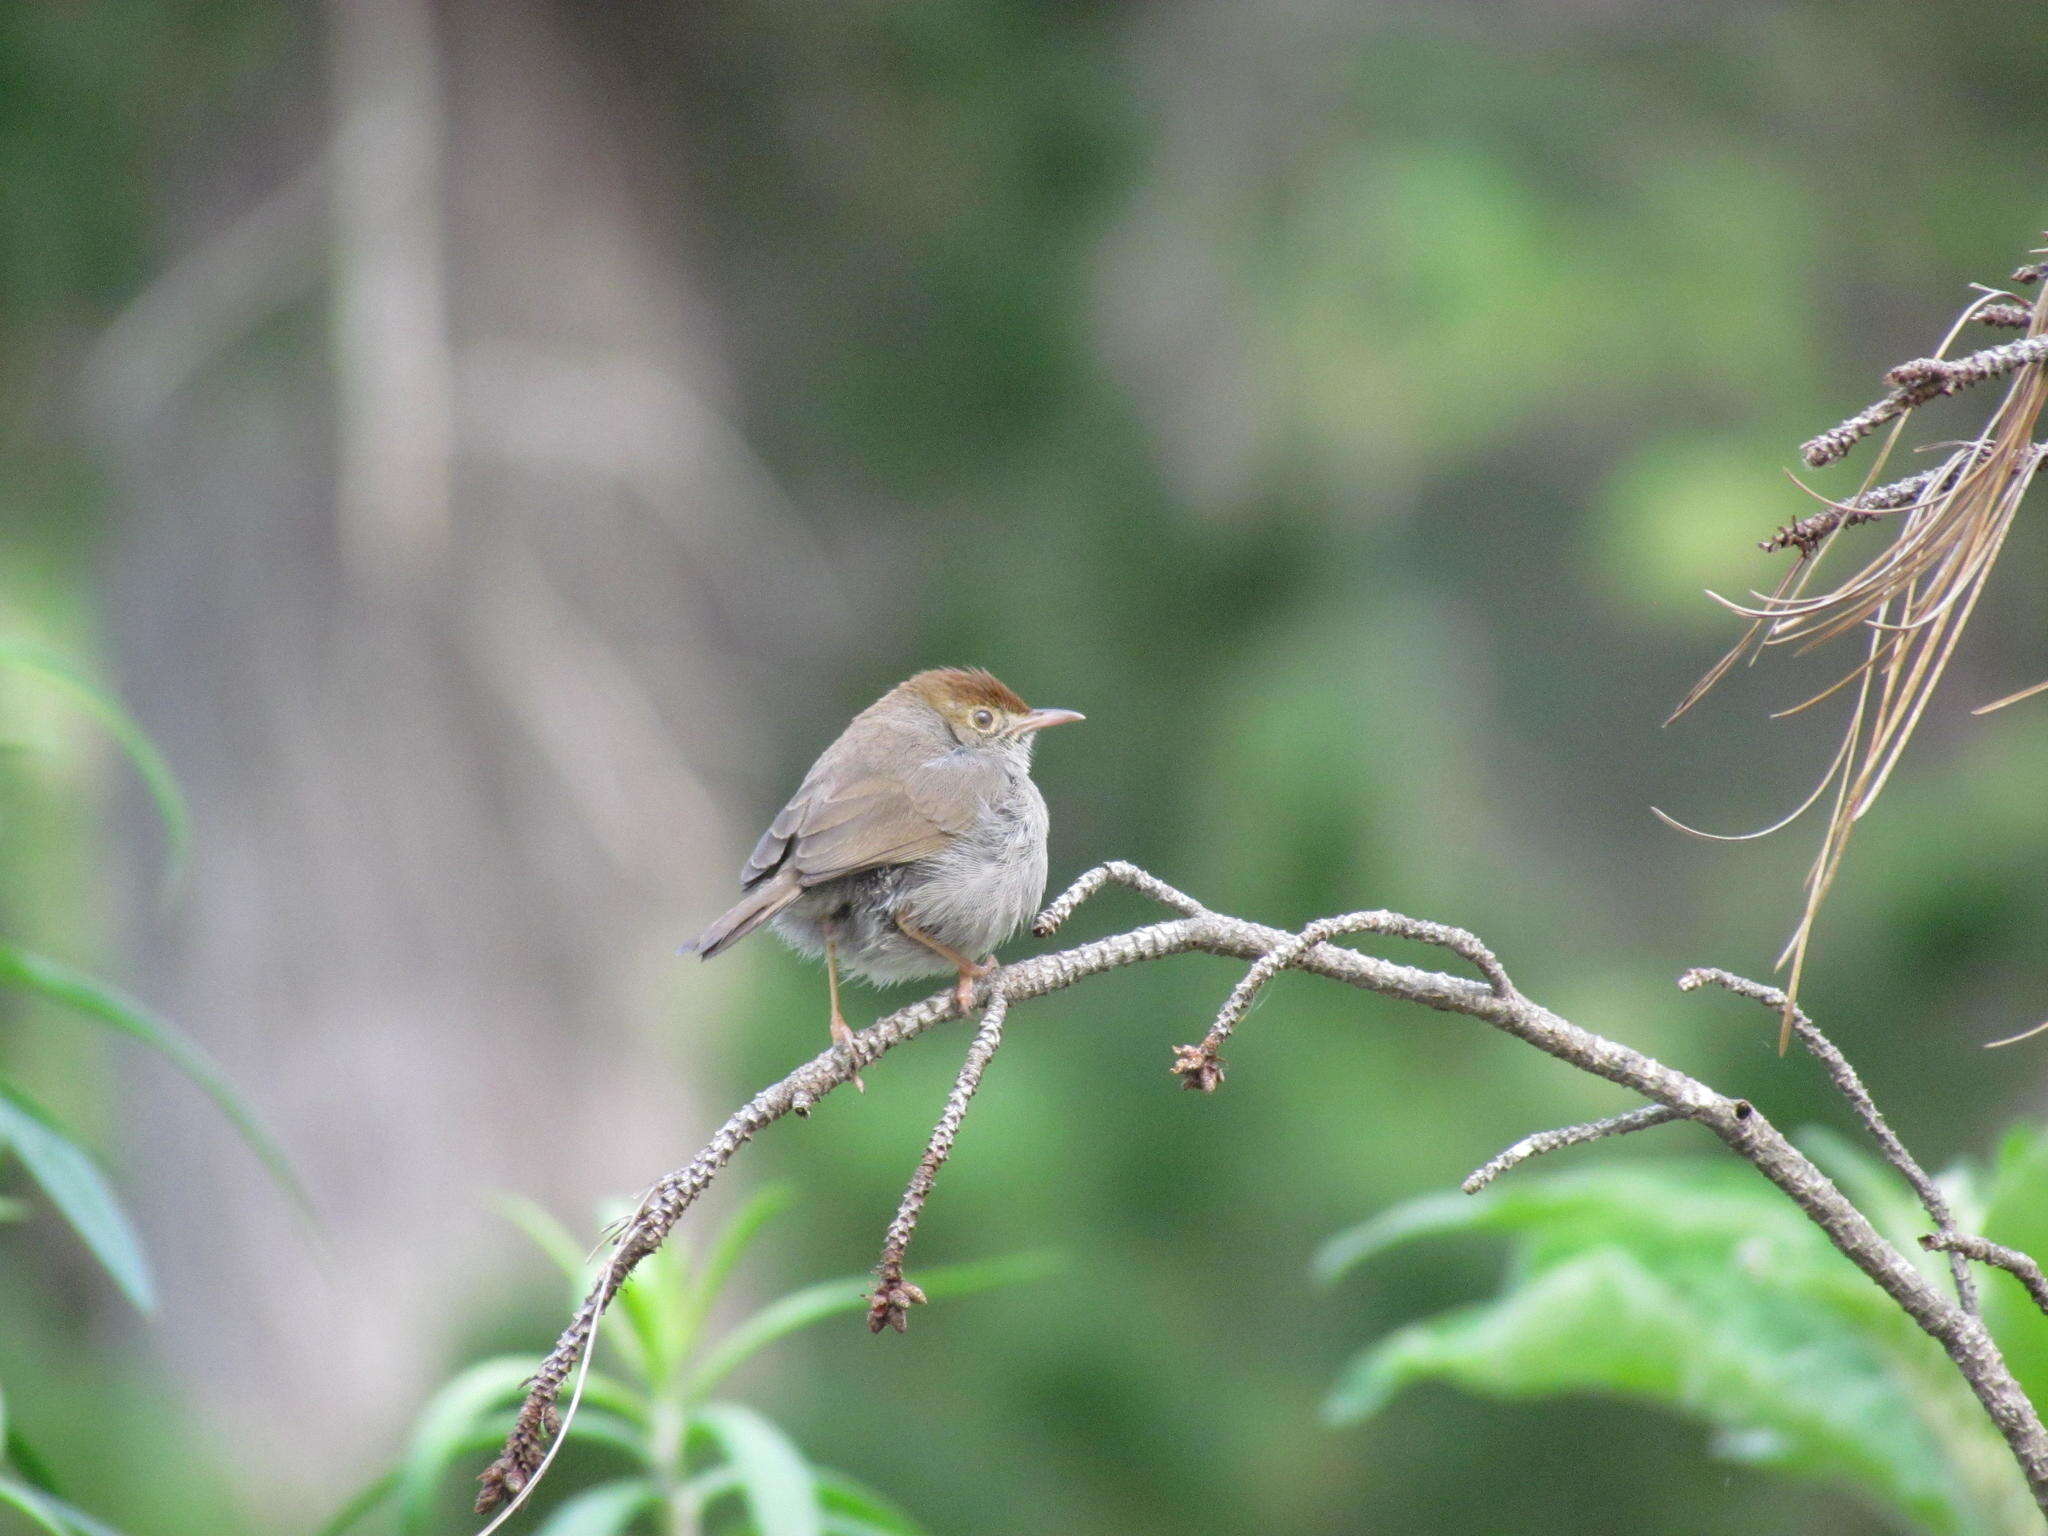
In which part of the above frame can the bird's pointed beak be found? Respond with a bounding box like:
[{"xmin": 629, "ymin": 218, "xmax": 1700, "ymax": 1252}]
[{"xmin": 1013, "ymin": 706, "xmax": 1084, "ymax": 735}]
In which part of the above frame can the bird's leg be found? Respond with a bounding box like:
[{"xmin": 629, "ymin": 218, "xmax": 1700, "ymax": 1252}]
[
  {"xmin": 825, "ymin": 931, "xmax": 864, "ymax": 1094},
  {"xmin": 896, "ymin": 919, "xmax": 996, "ymax": 1013}
]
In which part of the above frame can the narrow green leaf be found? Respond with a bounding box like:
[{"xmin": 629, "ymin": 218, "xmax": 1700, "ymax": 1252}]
[
  {"xmin": 398, "ymin": 1357, "xmax": 543, "ymax": 1533},
  {"xmin": 817, "ymin": 1472, "xmax": 928, "ymax": 1536},
  {"xmin": 682, "ymin": 1186, "xmax": 797, "ymax": 1343},
  {"xmin": 681, "ymin": 1464, "xmax": 740, "ymax": 1518},
  {"xmin": 1313, "ymin": 1190, "xmax": 1484, "ymax": 1284},
  {"xmin": 311, "ymin": 1470, "xmax": 399, "ymax": 1536},
  {"xmin": 33, "ymin": 1492, "xmax": 129, "ymax": 1536},
  {"xmin": 0, "ymin": 639, "xmax": 188, "ymax": 882},
  {"xmin": 0, "ymin": 1474, "xmax": 71, "ymax": 1536},
  {"xmin": 5, "ymin": 1426, "xmax": 63, "ymax": 1495},
  {"xmin": 686, "ymin": 1252, "xmax": 1056, "ymax": 1401},
  {"xmin": 693, "ymin": 1403, "xmax": 821, "ymax": 1536},
  {"xmin": 553, "ymin": 1404, "xmax": 655, "ymax": 1463},
  {"xmin": 825, "ymin": 1516, "xmax": 923, "ymax": 1536},
  {"xmin": 493, "ymin": 1195, "xmax": 593, "ymax": 1285},
  {"xmin": 614, "ymin": 1242, "xmax": 683, "ymax": 1387},
  {"xmin": 394, "ymin": 1362, "xmax": 652, "ymax": 1533},
  {"xmin": 0, "ymin": 944, "xmax": 309, "ymax": 1218},
  {"xmin": 0, "ymin": 1081, "xmax": 154, "ymax": 1312},
  {"xmin": 528, "ymin": 1477, "xmax": 657, "ymax": 1536}
]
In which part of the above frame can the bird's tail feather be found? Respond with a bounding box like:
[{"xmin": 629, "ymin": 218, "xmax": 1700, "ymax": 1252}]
[{"xmin": 691, "ymin": 878, "xmax": 801, "ymax": 960}]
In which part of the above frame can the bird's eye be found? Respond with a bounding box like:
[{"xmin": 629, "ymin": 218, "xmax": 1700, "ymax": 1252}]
[{"xmin": 970, "ymin": 708, "xmax": 997, "ymax": 730}]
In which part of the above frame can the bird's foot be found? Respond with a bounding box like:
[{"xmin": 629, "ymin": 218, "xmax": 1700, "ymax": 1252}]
[
  {"xmin": 831, "ymin": 1014, "xmax": 866, "ymax": 1094},
  {"xmin": 953, "ymin": 957, "xmax": 998, "ymax": 1014}
]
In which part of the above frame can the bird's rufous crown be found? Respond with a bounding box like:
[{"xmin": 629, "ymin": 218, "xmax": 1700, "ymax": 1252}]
[{"xmin": 899, "ymin": 667, "xmax": 1030, "ymax": 713}]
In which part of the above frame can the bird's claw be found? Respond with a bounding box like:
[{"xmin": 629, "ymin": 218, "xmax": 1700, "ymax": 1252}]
[
  {"xmin": 831, "ymin": 1016, "xmax": 866, "ymax": 1094},
  {"xmin": 954, "ymin": 958, "xmax": 998, "ymax": 1014}
]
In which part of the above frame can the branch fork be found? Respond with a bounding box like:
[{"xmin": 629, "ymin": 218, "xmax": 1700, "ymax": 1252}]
[{"xmin": 472, "ymin": 863, "xmax": 2048, "ymax": 1525}]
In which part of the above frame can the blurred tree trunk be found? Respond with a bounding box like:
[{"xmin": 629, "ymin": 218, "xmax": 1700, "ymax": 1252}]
[{"xmin": 93, "ymin": 0, "xmax": 850, "ymax": 1504}]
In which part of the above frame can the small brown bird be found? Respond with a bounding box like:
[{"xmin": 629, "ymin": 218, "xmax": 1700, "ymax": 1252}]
[{"xmin": 691, "ymin": 668, "xmax": 1081, "ymax": 1074}]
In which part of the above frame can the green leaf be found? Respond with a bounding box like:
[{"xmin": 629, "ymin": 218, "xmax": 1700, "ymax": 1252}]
[
  {"xmin": 613, "ymin": 1241, "xmax": 684, "ymax": 1387},
  {"xmin": 824, "ymin": 1516, "xmax": 925, "ymax": 1536},
  {"xmin": 1978, "ymin": 1122, "xmax": 2048, "ymax": 1409},
  {"xmin": 0, "ymin": 1080, "xmax": 154, "ymax": 1312},
  {"xmin": 397, "ymin": 1357, "xmax": 545, "ymax": 1533},
  {"xmin": 693, "ymin": 1403, "xmax": 821, "ymax": 1536},
  {"xmin": 676, "ymin": 1185, "xmax": 798, "ymax": 1358},
  {"xmin": 1795, "ymin": 1123, "xmax": 1948, "ymax": 1268},
  {"xmin": 31, "ymin": 1492, "xmax": 129, "ymax": 1536},
  {"xmin": 494, "ymin": 1195, "xmax": 593, "ymax": 1286},
  {"xmin": 1317, "ymin": 1167, "xmax": 1825, "ymax": 1289},
  {"xmin": 0, "ymin": 638, "xmax": 188, "ymax": 883},
  {"xmin": 528, "ymin": 1477, "xmax": 656, "ymax": 1536},
  {"xmin": 817, "ymin": 1472, "xmax": 928, "ymax": 1536},
  {"xmin": 311, "ymin": 1470, "xmax": 398, "ymax": 1536},
  {"xmin": 0, "ymin": 944, "xmax": 309, "ymax": 1218},
  {"xmin": 1326, "ymin": 1247, "xmax": 1976, "ymax": 1532},
  {"xmin": 0, "ymin": 1474, "xmax": 71, "ymax": 1536},
  {"xmin": 5, "ymin": 1425, "xmax": 64, "ymax": 1495},
  {"xmin": 685, "ymin": 1252, "xmax": 1057, "ymax": 1402},
  {"xmin": 552, "ymin": 1406, "xmax": 655, "ymax": 1464},
  {"xmin": 1321, "ymin": 1165, "xmax": 2034, "ymax": 1534},
  {"xmin": 395, "ymin": 1361, "xmax": 651, "ymax": 1532},
  {"xmin": 680, "ymin": 1465, "xmax": 740, "ymax": 1512}
]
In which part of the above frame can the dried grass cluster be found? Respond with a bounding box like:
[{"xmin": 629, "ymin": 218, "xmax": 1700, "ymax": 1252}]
[{"xmin": 1668, "ymin": 238, "xmax": 2048, "ymax": 1046}]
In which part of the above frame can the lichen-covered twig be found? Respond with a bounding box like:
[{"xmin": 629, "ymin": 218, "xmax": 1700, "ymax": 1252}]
[
  {"xmin": 1979, "ymin": 303, "xmax": 2033, "ymax": 329},
  {"xmin": 1461, "ymin": 1105, "xmax": 1682, "ymax": 1194},
  {"xmin": 474, "ymin": 864, "xmax": 2048, "ymax": 1523},
  {"xmin": 1172, "ymin": 909, "xmax": 1514, "ymax": 1092},
  {"xmin": 1801, "ymin": 334, "xmax": 2048, "ymax": 467},
  {"xmin": 869, "ymin": 986, "xmax": 1011, "ymax": 1332},
  {"xmin": 1761, "ymin": 448, "xmax": 1989, "ymax": 555},
  {"xmin": 1680, "ymin": 967, "xmax": 1978, "ymax": 1315},
  {"xmin": 1031, "ymin": 857, "xmax": 1209, "ymax": 933},
  {"xmin": 1925, "ymin": 1232, "xmax": 2048, "ymax": 1318}
]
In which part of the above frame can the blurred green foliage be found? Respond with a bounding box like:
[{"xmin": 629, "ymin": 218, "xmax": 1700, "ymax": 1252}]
[
  {"xmin": 339, "ymin": 1188, "xmax": 1047, "ymax": 1536},
  {"xmin": 1319, "ymin": 1124, "xmax": 2048, "ymax": 1535},
  {"xmin": 3, "ymin": 1, "xmax": 2048, "ymax": 1534},
  {"xmin": 0, "ymin": 642, "xmax": 295, "ymax": 1535}
]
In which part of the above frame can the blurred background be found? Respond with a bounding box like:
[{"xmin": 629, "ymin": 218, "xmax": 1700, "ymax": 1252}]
[{"xmin": 2, "ymin": 0, "xmax": 2046, "ymax": 1532}]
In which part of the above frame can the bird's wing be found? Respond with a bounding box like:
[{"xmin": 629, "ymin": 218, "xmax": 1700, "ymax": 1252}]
[{"xmin": 742, "ymin": 738, "xmax": 1001, "ymax": 889}]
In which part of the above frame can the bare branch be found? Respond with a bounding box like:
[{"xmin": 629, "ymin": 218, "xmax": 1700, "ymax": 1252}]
[
  {"xmin": 870, "ymin": 986, "xmax": 1012, "ymax": 1333},
  {"xmin": 1761, "ymin": 447, "xmax": 1991, "ymax": 555},
  {"xmin": 1679, "ymin": 967, "xmax": 1978, "ymax": 1315},
  {"xmin": 1462, "ymin": 1105, "xmax": 1682, "ymax": 1194},
  {"xmin": 1174, "ymin": 909, "xmax": 1515, "ymax": 1092},
  {"xmin": 1032, "ymin": 858, "xmax": 1209, "ymax": 934},
  {"xmin": 474, "ymin": 868, "xmax": 2048, "ymax": 1522},
  {"xmin": 1979, "ymin": 303, "xmax": 2033, "ymax": 329},
  {"xmin": 1802, "ymin": 335, "xmax": 2048, "ymax": 466},
  {"xmin": 1925, "ymin": 1233, "xmax": 2048, "ymax": 1318},
  {"xmin": 1886, "ymin": 336, "xmax": 2048, "ymax": 395}
]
